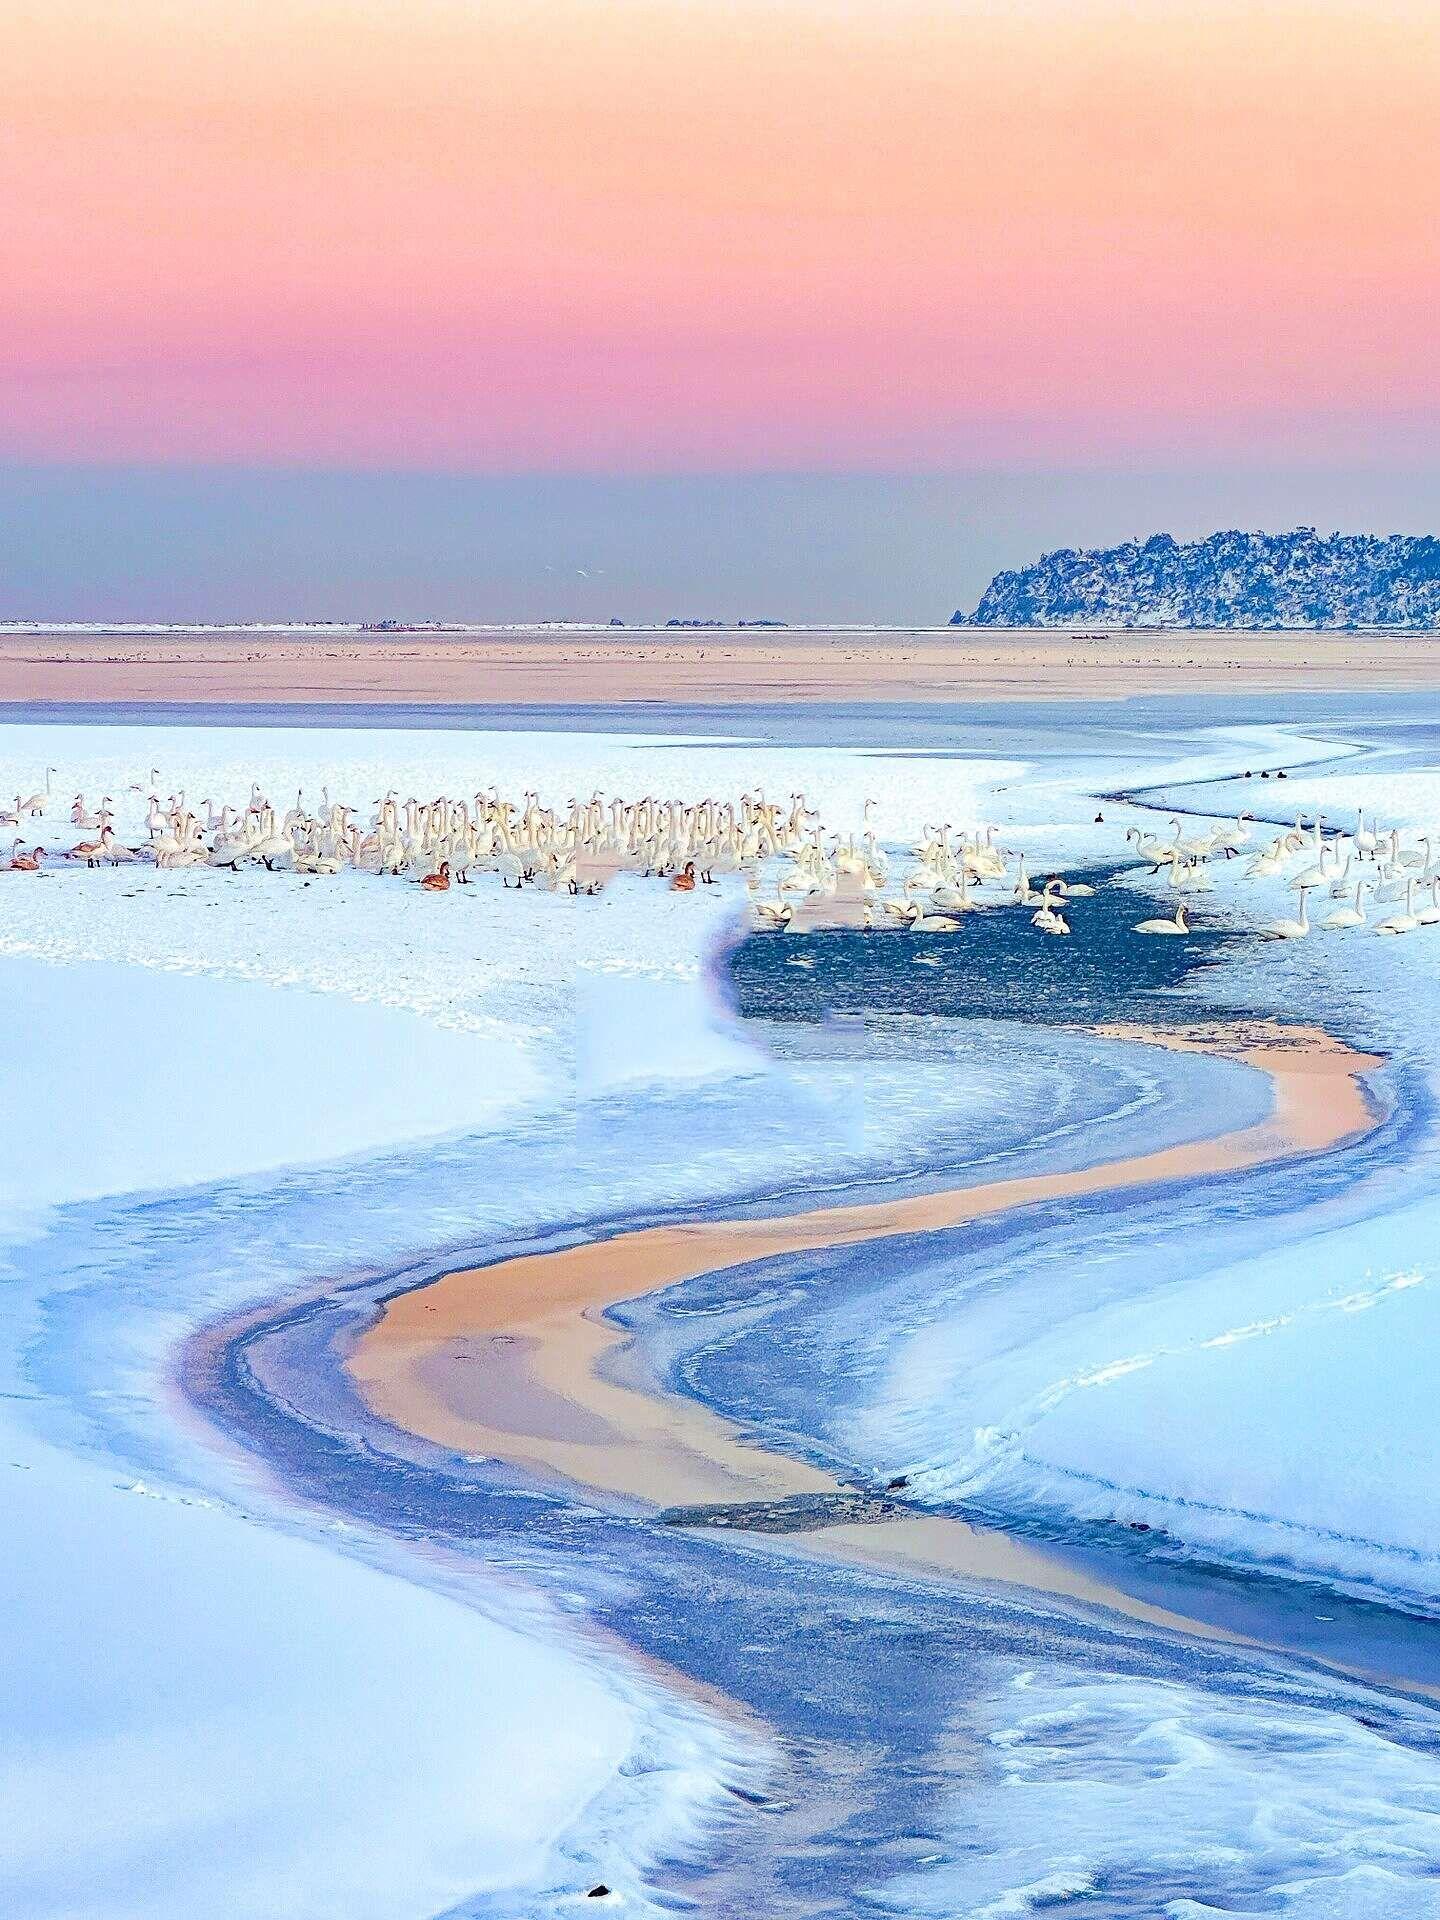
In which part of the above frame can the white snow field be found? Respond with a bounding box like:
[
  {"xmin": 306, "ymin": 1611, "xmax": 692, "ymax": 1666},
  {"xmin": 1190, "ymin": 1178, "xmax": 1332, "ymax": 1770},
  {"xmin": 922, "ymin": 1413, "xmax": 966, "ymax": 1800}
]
[
  {"xmin": 0, "ymin": 957, "xmax": 758, "ymax": 1920},
  {"xmin": 5, "ymin": 712, "xmax": 1440, "ymax": 1918}
]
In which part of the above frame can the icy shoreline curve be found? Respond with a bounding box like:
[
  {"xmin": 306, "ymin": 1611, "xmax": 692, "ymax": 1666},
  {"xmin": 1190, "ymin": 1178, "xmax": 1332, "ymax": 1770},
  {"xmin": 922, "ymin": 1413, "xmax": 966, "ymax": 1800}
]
[{"xmin": 0, "ymin": 953, "xmax": 769, "ymax": 1920}]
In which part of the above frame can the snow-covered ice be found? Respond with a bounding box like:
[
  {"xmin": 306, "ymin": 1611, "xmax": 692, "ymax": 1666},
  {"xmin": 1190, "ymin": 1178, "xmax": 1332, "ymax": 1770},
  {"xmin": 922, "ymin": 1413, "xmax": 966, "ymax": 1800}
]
[{"xmin": 869, "ymin": 1663, "xmax": 1440, "ymax": 1919}]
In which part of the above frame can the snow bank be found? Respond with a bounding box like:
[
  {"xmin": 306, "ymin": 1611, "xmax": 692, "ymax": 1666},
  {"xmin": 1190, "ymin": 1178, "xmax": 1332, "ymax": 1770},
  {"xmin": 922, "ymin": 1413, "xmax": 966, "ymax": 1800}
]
[
  {"xmin": 0, "ymin": 956, "xmax": 540, "ymax": 1230},
  {"xmin": 868, "ymin": 1663, "xmax": 1440, "ymax": 1918},
  {"xmin": 889, "ymin": 1193, "xmax": 1440, "ymax": 1610},
  {"xmin": 0, "ymin": 1451, "xmax": 635, "ymax": 1920}
]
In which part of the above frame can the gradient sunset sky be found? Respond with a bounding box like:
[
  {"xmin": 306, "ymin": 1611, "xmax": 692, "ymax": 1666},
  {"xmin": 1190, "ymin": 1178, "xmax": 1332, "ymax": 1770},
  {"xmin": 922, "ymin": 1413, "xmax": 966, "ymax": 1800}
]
[{"xmin": 5, "ymin": 0, "xmax": 1439, "ymax": 618}]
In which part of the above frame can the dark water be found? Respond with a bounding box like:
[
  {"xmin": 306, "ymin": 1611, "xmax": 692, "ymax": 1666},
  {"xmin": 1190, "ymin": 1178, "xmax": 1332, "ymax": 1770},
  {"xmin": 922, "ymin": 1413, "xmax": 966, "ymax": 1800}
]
[
  {"xmin": 5, "ymin": 687, "xmax": 1438, "ymax": 755},
  {"xmin": 725, "ymin": 865, "xmax": 1227, "ymax": 1029}
]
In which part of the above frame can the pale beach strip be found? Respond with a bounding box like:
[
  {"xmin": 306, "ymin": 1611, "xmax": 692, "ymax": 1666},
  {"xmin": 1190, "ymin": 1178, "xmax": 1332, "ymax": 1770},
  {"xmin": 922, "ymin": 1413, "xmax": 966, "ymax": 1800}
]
[{"xmin": 5, "ymin": 628, "xmax": 1440, "ymax": 704}]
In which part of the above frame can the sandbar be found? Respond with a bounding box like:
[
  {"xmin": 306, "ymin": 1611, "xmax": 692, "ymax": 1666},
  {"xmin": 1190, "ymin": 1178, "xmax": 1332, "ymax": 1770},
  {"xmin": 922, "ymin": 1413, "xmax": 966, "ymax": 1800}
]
[
  {"xmin": 348, "ymin": 1022, "xmax": 1380, "ymax": 1600},
  {"xmin": 5, "ymin": 626, "xmax": 1440, "ymax": 705}
]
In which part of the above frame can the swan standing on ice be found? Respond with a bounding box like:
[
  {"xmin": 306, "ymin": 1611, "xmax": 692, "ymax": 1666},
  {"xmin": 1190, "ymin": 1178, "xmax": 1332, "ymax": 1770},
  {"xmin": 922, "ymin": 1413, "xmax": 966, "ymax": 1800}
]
[
  {"xmin": 16, "ymin": 770, "xmax": 55, "ymax": 817},
  {"xmin": 17, "ymin": 768, "xmax": 55, "ymax": 814},
  {"xmin": 68, "ymin": 831, "xmax": 108, "ymax": 866},
  {"xmin": 1207, "ymin": 812, "xmax": 1254, "ymax": 858}
]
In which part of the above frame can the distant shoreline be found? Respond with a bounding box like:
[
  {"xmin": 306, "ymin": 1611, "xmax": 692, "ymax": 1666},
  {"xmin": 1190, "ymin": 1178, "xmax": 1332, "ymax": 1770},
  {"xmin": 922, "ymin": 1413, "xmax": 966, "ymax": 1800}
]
[{"xmin": 2, "ymin": 624, "xmax": 1439, "ymax": 704}]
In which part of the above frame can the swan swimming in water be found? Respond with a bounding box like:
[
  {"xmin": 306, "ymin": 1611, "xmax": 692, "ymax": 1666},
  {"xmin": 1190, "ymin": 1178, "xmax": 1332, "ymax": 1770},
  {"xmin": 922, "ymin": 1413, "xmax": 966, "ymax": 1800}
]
[
  {"xmin": 1323, "ymin": 882, "xmax": 1367, "ymax": 931},
  {"xmin": 1375, "ymin": 880, "xmax": 1419, "ymax": 935},
  {"xmin": 1134, "ymin": 904, "xmax": 1189, "ymax": 935},
  {"xmin": 1265, "ymin": 886, "xmax": 1313, "ymax": 940}
]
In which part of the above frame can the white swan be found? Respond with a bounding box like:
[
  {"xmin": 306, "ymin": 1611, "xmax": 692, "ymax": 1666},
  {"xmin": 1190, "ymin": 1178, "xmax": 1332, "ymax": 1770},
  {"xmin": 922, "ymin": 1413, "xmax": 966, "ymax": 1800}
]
[
  {"xmin": 1245, "ymin": 838, "xmax": 1287, "ymax": 878},
  {"xmin": 1170, "ymin": 859, "xmax": 1213, "ymax": 894},
  {"xmin": 931, "ymin": 869, "xmax": 980, "ymax": 913},
  {"xmin": 1289, "ymin": 844, "xmax": 1334, "ymax": 891},
  {"xmin": 1031, "ymin": 899, "xmax": 1071, "ymax": 935},
  {"xmin": 17, "ymin": 771, "xmax": 53, "ymax": 817},
  {"xmin": 1375, "ymin": 880, "xmax": 1419, "ymax": 936},
  {"xmin": 1208, "ymin": 812, "xmax": 1254, "ymax": 858},
  {"xmin": 100, "ymin": 828, "xmax": 141, "ymax": 865},
  {"xmin": 1323, "ymin": 882, "xmax": 1366, "ymax": 931},
  {"xmin": 1397, "ymin": 834, "xmax": 1431, "ymax": 872},
  {"xmin": 753, "ymin": 897, "xmax": 794, "ymax": 928},
  {"xmin": 1266, "ymin": 886, "xmax": 1312, "ymax": 939},
  {"xmin": 1134, "ymin": 904, "xmax": 1189, "ymax": 935},
  {"xmin": 1169, "ymin": 816, "xmax": 1212, "ymax": 861}
]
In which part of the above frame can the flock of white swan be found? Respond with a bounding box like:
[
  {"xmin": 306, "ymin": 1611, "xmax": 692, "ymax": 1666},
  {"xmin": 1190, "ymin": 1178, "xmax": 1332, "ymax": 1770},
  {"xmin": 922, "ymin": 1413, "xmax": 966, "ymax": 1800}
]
[
  {"xmin": 1126, "ymin": 808, "xmax": 1440, "ymax": 939},
  {"xmin": 3, "ymin": 766, "xmax": 1437, "ymax": 944}
]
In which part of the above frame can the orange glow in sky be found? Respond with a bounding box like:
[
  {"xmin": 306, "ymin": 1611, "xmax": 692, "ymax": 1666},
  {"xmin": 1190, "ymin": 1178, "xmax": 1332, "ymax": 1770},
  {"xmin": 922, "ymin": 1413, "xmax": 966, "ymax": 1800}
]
[{"xmin": 4, "ymin": 0, "xmax": 1438, "ymax": 468}]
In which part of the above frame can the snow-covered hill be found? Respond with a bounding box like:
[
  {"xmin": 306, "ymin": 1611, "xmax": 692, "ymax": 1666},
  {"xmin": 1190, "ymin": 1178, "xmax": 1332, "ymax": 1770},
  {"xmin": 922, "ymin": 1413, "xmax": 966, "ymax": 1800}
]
[{"xmin": 952, "ymin": 528, "xmax": 1440, "ymax": 629}]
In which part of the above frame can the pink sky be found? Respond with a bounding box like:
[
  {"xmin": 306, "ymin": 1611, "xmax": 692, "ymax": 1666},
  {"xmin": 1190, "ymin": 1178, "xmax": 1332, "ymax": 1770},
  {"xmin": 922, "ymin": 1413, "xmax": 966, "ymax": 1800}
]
[{"xmin": 4, "ymin": 0, "xmax": 1439, "ymax": 470}]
